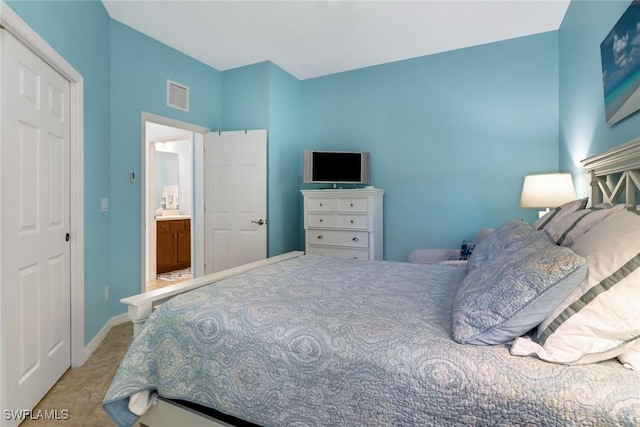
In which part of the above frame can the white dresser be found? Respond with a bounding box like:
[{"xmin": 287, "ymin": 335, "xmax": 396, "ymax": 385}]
[{"xmin": 302, "ymin": 188, "xmax": 384, "ymax": 260}]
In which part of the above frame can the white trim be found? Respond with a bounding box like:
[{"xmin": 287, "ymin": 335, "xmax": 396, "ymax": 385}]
[
  {"xmin": 83, "ymin": 314, "xmax": 130, "ymax": 363},
  {"xmin": 581, "ymin": 138, "xmax": 640, "ymax": 207},
  {"xmin": 140, "ymin": 112, "xmax": 209, "ymax": 293},
  {"xmin": 142, "ymin": 112, "xmax": 209, "ymax": 135},
  {"xmin": 193, "ymin": 132, "xmax": 205, "ymax": 279},
  {"xmin": 0, "ymin": 2, "xmax": 85, "ymax": 368},
  {"xmin": 69, "ymin": 79, "xmax": 85, "ymax": 368},
  {"xmin": 581, "ymin": 137, "xmax": 640, "ymax": 175}
]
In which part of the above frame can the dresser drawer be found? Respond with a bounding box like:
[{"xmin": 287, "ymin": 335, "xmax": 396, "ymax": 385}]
[
  {"xmin": 307, "ymin": 197, "xmax": 336, "ymax": 211},
  {"xmin": 306, "ymin": 245, "xmax": 369, "ymax": 260},
  {"xmin": 307, "ymin": 229, "xmax": 369, "ymax": 248},
  {"xmin": 336, "ymin": 213, "xmax": 368, "ymax": 229},
  {"xmin": 302, "ymin": 188, "xmax": 384, "ymax": 261},
  {"xmin": 337, "ymin": 197, "xmax": 368, "ymax": 212},
  {"xmin": 307, "ymin": 213, "xmax": 336, "ymax": 227}
]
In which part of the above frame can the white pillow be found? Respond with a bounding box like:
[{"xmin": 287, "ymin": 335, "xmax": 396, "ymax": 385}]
[
  {"xmin": 619, "ymin": 340, "xmax": 640, "ymax": 370},
  {"xmin": 533, "ymin": 197, "xmax": 588, "ymax": 230},
  {"xmin": 544, "ymin": 204, "xmax": 625, "ymax": 246},
  {"xmin": 511, "ymin": 207, "xmax": 640, "ymax": 365}
]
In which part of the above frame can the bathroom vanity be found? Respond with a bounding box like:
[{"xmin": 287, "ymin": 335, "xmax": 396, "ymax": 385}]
[{"xmin": 156, "ymin": 216, "xmax": 191, "ymax": 274}]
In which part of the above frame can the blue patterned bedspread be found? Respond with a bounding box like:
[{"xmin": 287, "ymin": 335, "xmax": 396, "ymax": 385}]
[{"xmin": 103, "ymin": 255, "xmax": 640, "ymax": 426}]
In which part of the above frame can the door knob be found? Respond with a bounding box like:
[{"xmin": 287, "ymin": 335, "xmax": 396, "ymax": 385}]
[{"xmin": 251, "ymin": 219, "xmax": 266, "ymax": 225}]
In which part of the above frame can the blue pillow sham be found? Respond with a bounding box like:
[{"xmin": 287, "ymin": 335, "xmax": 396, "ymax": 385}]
[
  {"xmin": 452, "ymin": 227, "xmax": 587, "ymax": 346},
  {"xmin": 466, "ymin": 219, "xmax": 536, "ymax": 271}
]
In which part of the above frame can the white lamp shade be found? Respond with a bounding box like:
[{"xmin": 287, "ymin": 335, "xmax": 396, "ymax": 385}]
[{"xmin": 520, "ymin": 173, "xmax": 577, "ymax": 209}]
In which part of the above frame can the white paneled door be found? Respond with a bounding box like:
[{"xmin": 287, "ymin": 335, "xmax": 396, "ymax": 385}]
[
  {"xmin": 204, "ymin": 130, "xmax": 267, "ymax": 274},
  {"xmin": 1, "ymin": 30, "xmax": 71, "ymax": 424}
]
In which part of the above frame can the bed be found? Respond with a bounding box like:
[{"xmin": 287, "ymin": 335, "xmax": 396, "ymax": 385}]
[{"xmin": 103, "ymin": 139, "xmax": 640, "ymax": 427}]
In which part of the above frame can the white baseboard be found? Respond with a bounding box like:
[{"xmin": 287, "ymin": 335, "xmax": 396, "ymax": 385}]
[{"xmin": 82, "ymin": 313, "xmax": 130, "ymax": 365}]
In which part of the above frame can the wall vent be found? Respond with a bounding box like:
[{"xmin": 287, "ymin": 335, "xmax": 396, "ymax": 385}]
[{"xmin": 167, "ymin": 80, "xmax": 189, "ymax": 112}]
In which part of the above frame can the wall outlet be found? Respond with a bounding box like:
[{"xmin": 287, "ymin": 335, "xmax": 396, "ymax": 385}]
[{"xmin": 104, "ymin": 286, "xmax": 110, "ymax": 303}]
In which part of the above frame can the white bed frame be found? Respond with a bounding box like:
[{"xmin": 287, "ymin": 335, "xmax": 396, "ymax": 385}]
[
  {"xmin": 121, "ymin": 250, "xmax": 304, "ymax": 427},
  {"xmin": 581, "ymin": 137, "xmax": 640, "ymax": 208},
  {"xmin": 120, "ymin": 138, "xmax": 640, "ymax": 427},
  {"xmin": 122, "ymin": 251, "xmax": 304, "ymax": 338}
]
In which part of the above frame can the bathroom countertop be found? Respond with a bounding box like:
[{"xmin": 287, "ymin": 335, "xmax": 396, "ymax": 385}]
[{"xmin": 156, "ymin": 215, "xmax": 191, "ymax": 221}]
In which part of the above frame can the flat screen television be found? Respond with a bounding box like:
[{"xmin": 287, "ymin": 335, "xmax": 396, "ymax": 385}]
[{"xmin": 303, "ymin": 150, "xmax": 370, "ymax": 186}]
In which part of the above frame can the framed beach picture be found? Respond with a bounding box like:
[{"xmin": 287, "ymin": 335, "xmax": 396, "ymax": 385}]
[{"xmin": 600, "ymin": 0, "xmax": 640, "ymax": 126}]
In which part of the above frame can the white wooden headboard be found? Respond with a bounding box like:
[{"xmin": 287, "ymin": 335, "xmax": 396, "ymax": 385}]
[{"xmin": 581, "ymin": 137, "xmax": 640, "ymax": 208}]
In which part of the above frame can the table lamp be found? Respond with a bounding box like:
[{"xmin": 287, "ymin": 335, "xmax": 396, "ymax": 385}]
[{"xmin": 520, "ymin": 173, "xmax": 577, "ymax": 218}]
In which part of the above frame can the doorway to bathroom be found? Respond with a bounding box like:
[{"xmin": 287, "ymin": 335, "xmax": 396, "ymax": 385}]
[
  {"xmin": 143, "ymin": 115, "xmax": 206, "ymax": 292},
  {"xmin": 141, "ymin": 113, "xmax": 268, "ymax": 293}
]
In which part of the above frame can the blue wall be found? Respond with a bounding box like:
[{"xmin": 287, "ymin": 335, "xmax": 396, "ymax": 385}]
[
  {"xmin": 559, "ymin": 0, "xmax": 639, "ymax": 196},
  {"xmin": 109, "ymin": 20, "xmax": 222, "ymax": 318},
  {"xmin": 301, "ymin": 32, "xmax": 560, "ymax": 261},
  {"xmin": 266, "ymin": 63, "xmax": 303, "ymax": 256},
  {"xmin": 221, "ymin": 62, "xmax": 269, "ymax": 130},
  {"xmin": 220, "ymin": 62, "xmax": 302, "ymax": 256}
]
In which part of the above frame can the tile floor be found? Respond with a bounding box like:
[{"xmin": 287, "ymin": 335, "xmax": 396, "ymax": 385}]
[
  {"xmin": 146, "ymin": 268, "xmax": 192, "ymax": 292},
  {"xmin": 20, "ymin": 322, "xmax": 133, "ymax": 427}
]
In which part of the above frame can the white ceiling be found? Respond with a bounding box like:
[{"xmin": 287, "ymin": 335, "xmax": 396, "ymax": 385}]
[{"xmin": 102, "ymin": 0, "xmax": 571, "ymax": 80}]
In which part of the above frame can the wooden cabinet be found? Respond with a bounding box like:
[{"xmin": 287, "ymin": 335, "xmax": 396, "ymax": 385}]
[
  {"xmin": 156, "ymin": 218, "xmax": 191, "ymax": 274},
  {"xmin": 302, "ymin": 188, "xmax": 384, "ymax": 260}
]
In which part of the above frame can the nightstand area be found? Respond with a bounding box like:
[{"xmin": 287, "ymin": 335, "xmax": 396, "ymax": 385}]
[{"xmin": 302, "ymin": 188, "xmax": 384, "ymax": 260}]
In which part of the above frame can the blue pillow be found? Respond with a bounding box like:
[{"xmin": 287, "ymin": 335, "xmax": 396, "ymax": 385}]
[
  {"xmin": 467, "ymin": 219, "xmax": 536, "ymax": 271},
  {"xmin": 452, "ymin": 231, "xmax": 587, "ymax": 345}
]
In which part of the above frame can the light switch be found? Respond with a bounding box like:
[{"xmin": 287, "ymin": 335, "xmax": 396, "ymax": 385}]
[{"xmin": 101, "ymin": 197, "xmax": 109, "ymax": 212}]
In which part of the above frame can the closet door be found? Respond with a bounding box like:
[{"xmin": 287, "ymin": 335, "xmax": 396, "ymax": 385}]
[{"xmin": 1, "ymin": 29, "xmax": 71, "ymax": 424}]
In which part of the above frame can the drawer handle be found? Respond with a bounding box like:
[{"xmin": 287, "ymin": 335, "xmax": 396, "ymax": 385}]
[
  {"xmin": 350, "ymin": 203, "xmax": 354, "ymax": 207},
  {"xmin": 319, "ymin": 219, "xmax": 323, "ymax": 223},
  {"xmin": 319, "ymin": 203, "xmax": 323, "ymax": 207},
  {"xmin": 352, "ymin": 237, "xmax": 359, "ymax": 242},
  {"xmin": 350, "ymin": 220, "xmax": 354, "ymax": 223},
  {"xmin": 317, "ymin": 235, "xmax": 324, "ymax": 240}
]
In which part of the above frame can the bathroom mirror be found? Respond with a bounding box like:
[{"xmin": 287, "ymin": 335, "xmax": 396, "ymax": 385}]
[{"xmin": 156, "ymin": 151, "xmax": 179, "ymax": 210}]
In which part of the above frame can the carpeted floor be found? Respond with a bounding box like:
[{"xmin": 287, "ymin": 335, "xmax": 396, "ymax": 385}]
[{"xmin": 19, "ymin": 322, "xmax": 133, "ymax": 426}]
